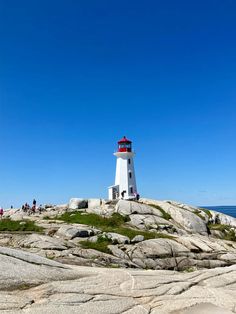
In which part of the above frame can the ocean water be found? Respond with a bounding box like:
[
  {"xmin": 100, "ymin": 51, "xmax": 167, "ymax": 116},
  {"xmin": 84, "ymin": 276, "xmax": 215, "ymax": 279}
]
[{"xmin": 202, "ymin": 206, "xmax": 236, "ymax": 218}]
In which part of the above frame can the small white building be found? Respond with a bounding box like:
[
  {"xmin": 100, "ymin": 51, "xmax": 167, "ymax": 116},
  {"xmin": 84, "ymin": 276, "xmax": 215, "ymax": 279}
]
[{"xmin": 108, "ymin": 136, "xmax": 138, "ymax": 200}]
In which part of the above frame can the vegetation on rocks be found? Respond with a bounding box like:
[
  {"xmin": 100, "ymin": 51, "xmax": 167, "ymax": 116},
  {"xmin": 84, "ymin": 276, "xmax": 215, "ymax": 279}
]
[
  {"xmin": 55, "ymin": 212, "xmax": 130, "ymax": 228},
  {"xmin": 50, "ymin": 211, "xmax": 174, "ymax": 253},
  {"xmin": 208, "ymin": 223, "xmax": 236, "ymax": 241},
  {"xmin": 147, "ymin": 204, "xmax": 172, "ymax": 220},
  {"xmin": 80, "ymin": 236, "xmax": 112, "ymax": 254},
  {"xmin": 193, "ymin": 210, "xmax": 205, "ymax": 220},
  {"xmin": 0, "ymin": 219, "xmax": 43, "ymax": 232},
  {"xmin": 200, "ymin": 207, "xmax": 213, "ymax": 218}
]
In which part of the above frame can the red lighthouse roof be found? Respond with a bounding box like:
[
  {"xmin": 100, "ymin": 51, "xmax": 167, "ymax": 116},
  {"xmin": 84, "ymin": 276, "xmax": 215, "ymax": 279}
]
[
  {"xmin": 117, "ymin": 136, "xmax": 132, "ymax": 152},
  {"xmin": 118, "ymin": 136, "xmax": 132, "ymax": 144}
]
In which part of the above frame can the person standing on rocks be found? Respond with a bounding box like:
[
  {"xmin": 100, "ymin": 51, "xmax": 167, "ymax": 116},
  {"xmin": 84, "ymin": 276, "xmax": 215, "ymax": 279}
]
[
  {"xmin": 33, "ymin": 199, "xmax": 36, "ymax": 207},
  {"xmin": 0, "ymin": 207, "xmax": 3, "ymax": 219}
]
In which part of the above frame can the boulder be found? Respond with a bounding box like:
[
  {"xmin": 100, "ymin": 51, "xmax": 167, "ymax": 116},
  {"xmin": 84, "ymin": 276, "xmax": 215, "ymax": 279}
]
[
  {"xmin": 18, "ymin": 234, "xmax": 67, "ymax": 250},
  {"xmin": 116, "ymin": 200, "xmax": 162, "ymax": 216},
  {"xmin": 56, "ymin": 225, "xmax": 100, "ymax": 239},
  {"xmin": 106, "ymin": 232, "xmax": 130, "ymax": 244},
  {"xmin": 88, "ymin": 199, "xmax": 102, "ymax": 209},
  {"xmin": 68, "ymin": 198, "xmax": 88, "ymax": 210},
  {"xmin": 131, "ymin": 235, "xmax": 144, "ymax": 243}
]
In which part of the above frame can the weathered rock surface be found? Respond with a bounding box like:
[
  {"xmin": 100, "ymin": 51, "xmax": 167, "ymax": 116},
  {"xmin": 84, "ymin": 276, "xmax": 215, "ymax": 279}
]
[
  {"xmin": 140, "ymin": 198, "xmax": 208, "ymax": 235},
  {"xmin": 18, "ymin": 234, "xmax": 67, "ymax": 250},
  {"xmin": 68, "ymin": 198, "xmax": 88, "ymax": 210},
  {"xmin": 56, "ymin": 225, "xmax": 100, "ymax": 240},
  {"xmin": 2, "ymin": 197, "xmax": 236, "ymax": 272},
  {"xmin": 0, "ymin": 247, "xmax": 236, "ymax": 314},
  {"xmin": 210, "ymin": 210, "xmax": 236, "ymax": 227}
]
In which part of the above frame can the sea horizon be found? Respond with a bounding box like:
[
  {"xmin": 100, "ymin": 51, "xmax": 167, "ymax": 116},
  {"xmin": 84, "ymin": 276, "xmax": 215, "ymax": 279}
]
[{"xmin": 201, "ymin": 205, "xmax": 236, "ymax": 218}]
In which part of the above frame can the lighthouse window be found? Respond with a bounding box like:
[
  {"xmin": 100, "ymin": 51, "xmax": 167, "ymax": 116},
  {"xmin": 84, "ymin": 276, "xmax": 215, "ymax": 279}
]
[
  {"xmin": 129, "ymin": 172, "xmax": 132, "ymax": 178},
  {"xmin": 128, "ymin": 159, "xmax": 131, "ymax": 164},
  {"xmin": 130, "ymin": 187, "xmax": 133, "ymax": 194}
]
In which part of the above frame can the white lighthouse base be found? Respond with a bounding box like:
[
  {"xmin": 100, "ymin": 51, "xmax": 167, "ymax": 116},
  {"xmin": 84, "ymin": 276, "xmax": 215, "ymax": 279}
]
[
  {"xmin": 108, "ymin": 185, "xmax": 119, "ymax": 200},
  {"xmin": 108, "ymin": 184, "xmax": 137, "ymax": 200}
]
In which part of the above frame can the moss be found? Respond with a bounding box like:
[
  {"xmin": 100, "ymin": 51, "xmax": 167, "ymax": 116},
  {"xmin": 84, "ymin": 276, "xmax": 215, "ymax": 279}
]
[
  {"xmin": 146, "ymin": 204, "xmax": 172, "ymax": 220},
  {"xmin": 0, "ymin": 219, "xmax": 43, "ymax": 232}
]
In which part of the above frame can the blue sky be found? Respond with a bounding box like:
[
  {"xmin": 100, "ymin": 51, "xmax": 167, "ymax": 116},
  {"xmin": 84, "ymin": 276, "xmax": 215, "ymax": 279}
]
[{"xmin": 1, "ymin": 0, "xmax": 236, "ymax": 207}]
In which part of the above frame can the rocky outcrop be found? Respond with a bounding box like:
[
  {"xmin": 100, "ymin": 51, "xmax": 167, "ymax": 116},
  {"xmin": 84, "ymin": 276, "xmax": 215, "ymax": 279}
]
[
  {"xmin": 140, "ymin": 198, "xmax": 208, "ymax": 235},
  {"xmin": 1, "ymin": 197, "xmax": 236, "ymax": 272},
  {"xmin": 68, "ymin": 198, "xmax": 88, "ymax": 210},
  {"xmin": 0, "ymin": 246, "xmax": 236, "ymax": 314}
]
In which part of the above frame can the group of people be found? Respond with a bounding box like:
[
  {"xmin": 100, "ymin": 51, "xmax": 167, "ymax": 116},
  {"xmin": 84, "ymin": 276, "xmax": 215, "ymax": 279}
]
[{"xmin": 22, "ymin": 199, "xmax": 43, "ymax": 215}]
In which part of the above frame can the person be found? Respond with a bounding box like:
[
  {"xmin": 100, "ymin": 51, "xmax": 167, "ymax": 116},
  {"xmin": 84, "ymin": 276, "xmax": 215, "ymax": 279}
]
[
  {"xmin": 38, "ymin": 204, "xmax": 43, "ymax": 214},
  {"xmin": 136, "ymin": 193, "xmax": 140, "ymax": 201},
  {"xmin": 121, "ymin": 190, "xmax": 126, "ymax": 199},
  {"xmin": 0, "ymin": 207, "xmax": 3, "ymax": 219},
  {"xmin": 33, "ymin": 199, "xmax": 36, "ymax": 206},
  {"xmin": 31, "ymin": 205, "xmax": 36, "ymax": 214}
]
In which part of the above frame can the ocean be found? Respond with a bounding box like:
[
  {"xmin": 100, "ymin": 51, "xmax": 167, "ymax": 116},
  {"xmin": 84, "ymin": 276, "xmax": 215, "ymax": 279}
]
[{"xmin": 202, "ymin": 206, "xmax": 236, "ymax": 218}]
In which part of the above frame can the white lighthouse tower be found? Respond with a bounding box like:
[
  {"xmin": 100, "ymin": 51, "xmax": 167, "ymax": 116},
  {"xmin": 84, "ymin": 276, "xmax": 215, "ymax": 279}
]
[{"xmin": 108, "ymin": 136, "xmax": 137, "ymax": 200}]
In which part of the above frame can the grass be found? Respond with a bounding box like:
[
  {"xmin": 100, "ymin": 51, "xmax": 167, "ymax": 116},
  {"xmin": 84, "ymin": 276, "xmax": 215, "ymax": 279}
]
[
  {"xmin": 54, "ymin": 212, "xmax": 130, "ymax": 228},
  {"xmin": 0, "ymin": 219, "xmax": 43, "ymax": 232},
  {"xmin": 193, "ymin": 210, "xmax": 205, "ymax": 220},
  {"xmin": 80, "ymin": 236, "xmax": 112, "ymax": 254},
  {"xmin": 146, "ymin": 204, "xmax": 172, "ymax": 220},
  {"xmin": 199, "ymin": 208, "xmax": 213, "ymax": 218},
  {"xmin": 50, "ymin": 211, "xmax": 174, "ymax": 254},
  {"xmin": 208, "ymin": 223, "xmax": 236, "ymax": 241}
]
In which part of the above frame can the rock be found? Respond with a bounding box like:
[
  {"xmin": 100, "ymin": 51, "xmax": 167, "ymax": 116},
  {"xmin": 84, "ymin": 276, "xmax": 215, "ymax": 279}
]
[
  {"xmin": 0, "ymin": 246, "xmax": 79, "ymax": 291},
  {"xmin": 56, "ymin": 225, "xmax": 99, "ymax": 239},
  {"xmin": 210, "ymin": 210, "xmax": 236, "ymax": 227},
  {"xmin": 87, "ymin": 235, "xmax": 98, "ymax": 243},
  {"xmin": 0, "ymin": 246, "xmax": 236, "ymax": 313},
  {"xmin": 54, "ymin": 204, "xmax": 68, "ymax": 211},
  {"xmin": 141, "ymin": 198, "xmax": 208, "ymax": 235},
  {"xmin": 44, "ymin": 204, "xmax": 54, "ymax": 209},
  {"xmin": 68, "ymin": 198, "xmax": 88, "ymax": 210},
  {"xmin": 88, "ymin": 199, "xmax": 102, "ymax": 209},
  {"xmin": 131, "ymin": 235, "xmax": 144, "ymax": 243},
  {"xmin": 116, "ymin": 200, "xmax": 162, "ymax": 216},
  {"xmin": 18, "ymin": 234, "xmax": 67, "ymax": 250},
  {"xmin": 128, "ymin": 214, "xmax": 173, "ymax": 230},
  {"xmin": 106, "ymin": 232, "xmax": 130, "ymax": 244}
]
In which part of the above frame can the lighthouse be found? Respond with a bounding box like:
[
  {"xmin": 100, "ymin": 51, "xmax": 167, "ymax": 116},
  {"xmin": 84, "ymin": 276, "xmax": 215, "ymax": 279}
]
[{"xmin": 108, "ymin": 136, "xmax": 137, "ymax": 200}]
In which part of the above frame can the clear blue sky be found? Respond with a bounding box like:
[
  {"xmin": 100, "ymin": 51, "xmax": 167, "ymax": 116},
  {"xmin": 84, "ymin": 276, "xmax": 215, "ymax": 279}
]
[{"xmin": 1, "ymin": 0, "xmax": 236, "ymax": 208}]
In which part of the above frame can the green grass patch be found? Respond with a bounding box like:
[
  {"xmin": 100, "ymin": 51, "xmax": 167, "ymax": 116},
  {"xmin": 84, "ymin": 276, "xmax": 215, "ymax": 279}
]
[
  {"xmin": 208, "ymin": 223, "xmax": 230, "ymax": 232},
  {"xmin": 146, "ymin": 204, "xmax": 172, "ymax": 220},
  {"xmin": 80, "ymin": 236, "xmax": 112, "ymax": 254},
  {"xmin": 0, "ymin": 219, "xmax": 43, "ymax": 232},
  {"xmin": 55, "ymin": 212, "xmax": 130, "ymax": 228}
]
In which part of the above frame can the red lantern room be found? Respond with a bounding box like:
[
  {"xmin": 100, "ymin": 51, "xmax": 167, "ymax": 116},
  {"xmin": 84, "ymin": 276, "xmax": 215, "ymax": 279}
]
[{"xmin": 118, "ymin": 136, "xmax": 132, "ymax": 152}]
